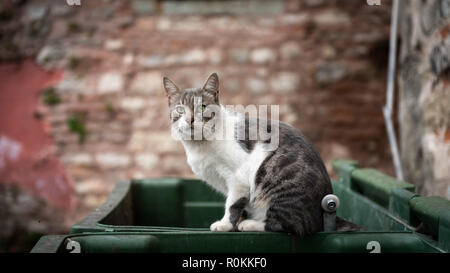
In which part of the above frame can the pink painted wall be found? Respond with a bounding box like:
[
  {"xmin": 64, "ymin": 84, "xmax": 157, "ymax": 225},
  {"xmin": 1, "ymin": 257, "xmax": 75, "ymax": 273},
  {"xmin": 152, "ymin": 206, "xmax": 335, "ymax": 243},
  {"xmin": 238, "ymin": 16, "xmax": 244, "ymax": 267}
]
[{"xmin": 0, "ymin": 60, "xmax": 76, "ymax": 209}]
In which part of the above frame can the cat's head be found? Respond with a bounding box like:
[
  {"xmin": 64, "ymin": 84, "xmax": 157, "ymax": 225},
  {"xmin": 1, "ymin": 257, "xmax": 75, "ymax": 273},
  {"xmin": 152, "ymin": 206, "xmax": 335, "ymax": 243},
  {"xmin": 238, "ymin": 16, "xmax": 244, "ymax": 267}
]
[{"xmin": 163, "ymin": 73, "xmax": 221, "ymax": 141}]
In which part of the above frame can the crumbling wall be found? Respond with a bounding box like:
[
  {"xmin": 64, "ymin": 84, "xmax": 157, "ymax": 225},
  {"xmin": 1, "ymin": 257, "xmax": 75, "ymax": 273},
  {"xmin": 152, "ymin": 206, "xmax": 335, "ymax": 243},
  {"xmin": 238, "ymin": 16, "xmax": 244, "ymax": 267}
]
[{"xmin": 398, "ymin": 0, "xmax": 450, "ymax": 199}]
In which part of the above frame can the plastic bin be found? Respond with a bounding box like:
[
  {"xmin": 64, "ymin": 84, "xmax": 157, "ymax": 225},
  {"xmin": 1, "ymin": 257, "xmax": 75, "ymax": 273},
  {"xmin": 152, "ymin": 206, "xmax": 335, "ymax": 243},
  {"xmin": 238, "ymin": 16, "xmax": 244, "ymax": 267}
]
[{"xmin": 31, "ymin": 160, "xmax": 450, "ymax": 253}]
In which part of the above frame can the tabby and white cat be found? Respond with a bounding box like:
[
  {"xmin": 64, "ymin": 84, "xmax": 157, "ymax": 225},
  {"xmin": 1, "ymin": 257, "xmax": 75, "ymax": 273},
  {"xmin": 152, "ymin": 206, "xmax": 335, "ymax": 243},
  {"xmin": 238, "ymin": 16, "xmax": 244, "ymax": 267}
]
[{"xmin": 163, "ymin": 73, "xmax": 333, "ymax": 237}]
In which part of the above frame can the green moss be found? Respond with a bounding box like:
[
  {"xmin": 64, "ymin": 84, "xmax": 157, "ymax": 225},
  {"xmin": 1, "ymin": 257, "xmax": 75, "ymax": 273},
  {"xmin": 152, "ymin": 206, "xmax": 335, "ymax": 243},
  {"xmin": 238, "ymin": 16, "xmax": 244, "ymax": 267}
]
[
  {"xmin": 67, "ymin": 21, "xmax": 82, "ymax": 33},
  {"xmin": 67, "ymin": 113, "xmax": 88, "ymax": 144},
  {"xmin": 41, "ymin": 87, "xmax": 61, "ymax": 106},
  {"xmin": 42, "ymin": 56, "xmax": 51, "ymax": 63},
  {"xmin": 67, "ymin": 56, "xmax": 80, "ymax": 70},
  {"xmin": 104, "ymin": 101, "xmax": 116, "ymax": 116},
  {"xmin": 0, "ymin": 40, "xmax": 21, "ymax": 61},
  {"xmin": 1, "ymin": 40, "xmax": 19, "ymax": 55}
]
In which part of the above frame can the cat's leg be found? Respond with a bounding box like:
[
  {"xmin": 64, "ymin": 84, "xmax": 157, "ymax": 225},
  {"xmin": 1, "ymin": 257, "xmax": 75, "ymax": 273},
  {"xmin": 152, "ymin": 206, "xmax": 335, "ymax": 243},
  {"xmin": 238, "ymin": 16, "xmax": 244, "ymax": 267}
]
[
  {"xmin": 237, "ymin": 197, "xmax": 268, "ymax": 232},
  {"xmin": 210, "ymin": 182, "xmax": 249, "ymax": 232},
  {"xmin": 237, "ymin": 219, "xmax": 265, "ymax": 232}
]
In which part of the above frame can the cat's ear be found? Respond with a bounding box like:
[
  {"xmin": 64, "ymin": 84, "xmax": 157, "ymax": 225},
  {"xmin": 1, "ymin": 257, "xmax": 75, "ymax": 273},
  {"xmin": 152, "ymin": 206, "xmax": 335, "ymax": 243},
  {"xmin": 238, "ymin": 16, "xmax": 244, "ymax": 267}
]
[
  {"xmin": 163, "ymin": 76, "xmax": 180, "ymax": 98},
  {"xmin": 202, "ymin": 73, "xmax": 219, "ymax": 93},
  {"xmin": 202, "ymin": 73, "xmax": 219, "ymax": 102}
]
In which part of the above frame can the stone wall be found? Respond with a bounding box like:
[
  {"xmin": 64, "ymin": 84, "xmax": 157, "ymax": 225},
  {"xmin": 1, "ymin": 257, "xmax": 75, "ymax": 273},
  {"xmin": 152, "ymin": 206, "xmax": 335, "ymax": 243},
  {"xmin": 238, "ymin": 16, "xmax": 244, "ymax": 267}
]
[
  {"xmin": 398, "ymin": 0, "xmax": 450, "ymax": 199},
  {"xmin": 0, "ymin": 0, "xmax": 396, "ymax": 250},
  {"xmin": 47, "ymin": 0, "xmax": 392, "ymax": 214}
]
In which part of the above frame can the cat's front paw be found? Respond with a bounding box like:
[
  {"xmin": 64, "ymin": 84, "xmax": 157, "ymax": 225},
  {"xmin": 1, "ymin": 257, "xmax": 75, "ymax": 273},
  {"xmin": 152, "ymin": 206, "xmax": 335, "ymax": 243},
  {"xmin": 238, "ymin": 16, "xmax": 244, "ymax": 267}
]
[
  {"xmin": 237, "ymin": 219, "xmax": 265, "ymax": 232},
  {"xmin": 210, "ymin": 220, "xmax": 233, "ymax": 232}
]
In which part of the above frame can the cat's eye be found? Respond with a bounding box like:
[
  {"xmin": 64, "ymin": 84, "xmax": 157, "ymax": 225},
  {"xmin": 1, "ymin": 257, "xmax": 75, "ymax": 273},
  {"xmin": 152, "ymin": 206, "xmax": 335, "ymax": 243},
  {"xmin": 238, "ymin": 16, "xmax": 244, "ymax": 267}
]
[
  {"xmin": 197, "ymin": 105, "xmax": 206, "ymax": 113},
  {"xmin": 175, "ymin": 106, "xmax": 185, "ymax": 114}
]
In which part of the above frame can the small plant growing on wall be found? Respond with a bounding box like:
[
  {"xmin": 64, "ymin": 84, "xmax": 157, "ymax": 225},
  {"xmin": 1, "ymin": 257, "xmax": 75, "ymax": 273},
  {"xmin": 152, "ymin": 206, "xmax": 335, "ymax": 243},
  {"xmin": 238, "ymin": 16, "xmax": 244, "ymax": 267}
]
[
  {"xmin": 67, "ymin": 112, "xmax": 87, "ymax": 144},
  {"xmin": 67, "ymin": 21, "xmax": 82, "ymax": 33},
  {"xmin": 67, "ymin": 56, "xmax": 80, "ymax": 70},
  {"xmin": 41, "ymin": 87, "xmax": 61, "ymax": 106},
  {"xmin": 104, "ymin": 101, "xmax": 116, "ymax": 117}
]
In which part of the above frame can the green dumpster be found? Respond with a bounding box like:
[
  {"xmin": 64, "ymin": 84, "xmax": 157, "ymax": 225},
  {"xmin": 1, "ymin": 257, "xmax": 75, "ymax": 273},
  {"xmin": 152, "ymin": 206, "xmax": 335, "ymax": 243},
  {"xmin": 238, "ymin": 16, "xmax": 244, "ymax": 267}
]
[{"xmin": 31, "ymin": 160, "xmax": 450, "ymax": 253}]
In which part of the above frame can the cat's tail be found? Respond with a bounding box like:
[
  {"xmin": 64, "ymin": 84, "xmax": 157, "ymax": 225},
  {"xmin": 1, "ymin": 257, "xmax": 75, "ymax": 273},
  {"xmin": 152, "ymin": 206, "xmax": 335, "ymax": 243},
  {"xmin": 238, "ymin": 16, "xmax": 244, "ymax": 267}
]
[{"xmin": 336, "ymin": 216, "xmax": 365, "ymax": 231}]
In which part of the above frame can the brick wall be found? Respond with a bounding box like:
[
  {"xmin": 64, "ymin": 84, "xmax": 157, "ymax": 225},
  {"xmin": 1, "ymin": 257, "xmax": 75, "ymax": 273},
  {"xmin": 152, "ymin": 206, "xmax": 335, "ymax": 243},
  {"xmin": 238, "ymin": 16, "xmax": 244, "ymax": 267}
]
[{"xmin": 0, "ymin": 0, "xmax": 395, "ymax": 249}]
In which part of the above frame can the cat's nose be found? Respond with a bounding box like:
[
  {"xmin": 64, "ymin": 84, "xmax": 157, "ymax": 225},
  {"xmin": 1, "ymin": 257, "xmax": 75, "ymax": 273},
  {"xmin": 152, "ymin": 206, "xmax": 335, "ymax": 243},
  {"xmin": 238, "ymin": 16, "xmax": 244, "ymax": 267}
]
[{"xmin": 186, "ymin": 116, "xmax": 194, "ymax": 125}]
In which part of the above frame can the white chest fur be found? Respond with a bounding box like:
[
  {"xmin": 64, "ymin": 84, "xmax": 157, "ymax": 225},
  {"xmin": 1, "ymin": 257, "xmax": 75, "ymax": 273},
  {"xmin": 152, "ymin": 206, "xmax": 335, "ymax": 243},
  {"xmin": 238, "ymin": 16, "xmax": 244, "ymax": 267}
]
[{"xmin": 180, "ymin": 111, "xmax": 269, "ymax": 199}]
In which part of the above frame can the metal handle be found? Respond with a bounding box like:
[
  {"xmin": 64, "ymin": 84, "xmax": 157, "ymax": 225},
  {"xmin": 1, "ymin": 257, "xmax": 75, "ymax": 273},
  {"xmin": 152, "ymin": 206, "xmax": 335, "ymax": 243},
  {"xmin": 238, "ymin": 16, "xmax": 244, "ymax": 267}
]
[
  {"xmin": 321, "ymin": 194, "xmax": 340, "ymax": 213},
  {"xmin": 322, "ymin": 194, "xmax": 340, "ymax": 232}
]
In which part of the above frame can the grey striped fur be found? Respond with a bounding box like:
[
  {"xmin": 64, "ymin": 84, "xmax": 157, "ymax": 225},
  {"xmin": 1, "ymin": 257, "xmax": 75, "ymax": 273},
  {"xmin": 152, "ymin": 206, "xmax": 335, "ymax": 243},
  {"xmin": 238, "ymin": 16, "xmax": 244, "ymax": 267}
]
[
  {"xmin": 254, "ymin": 122, "xmax": 333, "ymax": 236},
  {"xmin": 230, "ymin": 117, "xmax": 333, "ymax": 236}
]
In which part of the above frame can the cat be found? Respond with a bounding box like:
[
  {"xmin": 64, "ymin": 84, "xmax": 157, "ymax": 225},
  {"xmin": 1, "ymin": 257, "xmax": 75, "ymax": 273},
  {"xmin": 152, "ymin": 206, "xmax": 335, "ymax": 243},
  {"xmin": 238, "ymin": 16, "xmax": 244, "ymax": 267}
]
[{"xmin": 163, "ymin": 73, "xmax": 336, "ymax": 237}]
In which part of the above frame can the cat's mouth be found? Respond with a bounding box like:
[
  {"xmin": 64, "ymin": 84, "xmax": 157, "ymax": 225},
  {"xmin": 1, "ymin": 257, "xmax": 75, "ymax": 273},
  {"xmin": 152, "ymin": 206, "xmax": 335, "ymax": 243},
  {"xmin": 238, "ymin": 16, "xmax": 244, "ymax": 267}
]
[
  {"xmin": 177, "ymin": 126, "xmax": 202, "ymax": 140},
  {"xmin": 176, "ymin": 123, "xmax": 215, "ymax": 141}
]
